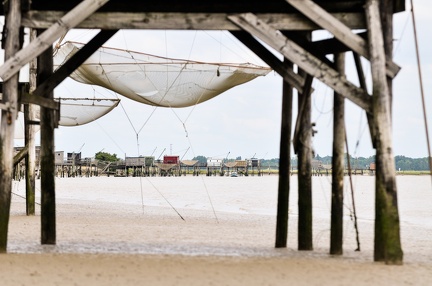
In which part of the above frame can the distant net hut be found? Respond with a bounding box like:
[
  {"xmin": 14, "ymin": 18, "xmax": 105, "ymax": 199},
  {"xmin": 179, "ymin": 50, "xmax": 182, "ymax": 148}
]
[
  {"xmin": 207, "ymin": 158, "xmax": 223, "ymax": 176},
  {"xmin": 154, "ymin": 155, "xmax": 180, "ymax": 176},
  {"xmin": 124, "ymin": 156, "xmax": 155, "ymax": 176},
  {"xmin": 180, "ymin": 160, "xmax": 199, "ymax": 176}
]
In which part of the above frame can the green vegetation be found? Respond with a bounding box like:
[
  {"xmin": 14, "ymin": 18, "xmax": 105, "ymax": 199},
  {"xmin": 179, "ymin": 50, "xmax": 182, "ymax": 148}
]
[
  {"xmin": 192, "ymin": 155, "xmax": 207, "ymax": 165},
  {"xmin": 262, "ymin": 154, "xmax": 431, "ymax": 171},
  {"xmin": 394, "ymin": 155, "xmax": 430, "ymax": 171},
  {"xmin": 95, "ymin": 151, "xmax": 120, "ymax": 162}
]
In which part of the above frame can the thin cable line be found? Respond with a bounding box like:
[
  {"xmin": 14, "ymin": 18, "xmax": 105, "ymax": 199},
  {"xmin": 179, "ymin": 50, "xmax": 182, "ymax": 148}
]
[
  {"xmin": 145, "ymin": 178, "xmax": 185, "ymax": 221},
  {"xmin": 410, "ymin": 0, "xmax": 432, "ymax": 182}
]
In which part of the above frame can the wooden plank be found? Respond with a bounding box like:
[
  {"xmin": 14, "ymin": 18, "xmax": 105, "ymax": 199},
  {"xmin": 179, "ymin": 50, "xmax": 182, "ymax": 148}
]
[
  {"xmin": 19, "ymin": 0, "xmax": 371, "ymax": 14},
  {"xmin": 330, "ymin": 53, "xmax": 345, "ymax": 255},
  {"xmin": 282, "ymin": 31, "xmax": 336, "ymax": 69},
  {"xmin": 22, "ymin": 11, "xmax": 367, "ymax": 30},
  {"xmin": 230, "ymin": 31, "xmax": 305, "ymax": 93},
  {"xmin": 293, "ymin": 75, "xmax": 313, "ymax": 153},
  {"xmin": 353, "ymin": 53, "xmax": 377, "ymax": 147},
  {"xmin": 296, "ymin": 69, "xmax": 313, "ymax": 251},
  {"xmin": 228, "ymin": 13, "xmax": 372, "ymax": 114},
  {"xmin": 365, "ymin": 0, "xmax": 402, "ymax": 264},
  {"xmin": 25, "ymin": 29, "xmax": 38, "ymax": 216},
  {"xmin": 0, "ymin": 0, "xmax": 22, "ymax": 253},
  {"xmin": 275, "ymin": 59, "xmax": 293, "ymax": 248},
  {"xmin": 13, "ymin": 144, "xmax": 29, "ymax": 166},
  {"xmin": 34, "ymin": 29, "xmax": 118, "ymax": 98},
  {"xmin": 311, "ymin": 32, "xmax": 367, "ymax": 55},
  {"xmin": 39, "ymin": 35, "xmax": 56, "ymax": 245},
  {"xmin": 21, "ymin": 92, "xmax": 59, "ymax": 110},
  {"xmin": 285, "ymin": 0, "xmax": 400, "ymax": 78},
  {"xmin": 0, "ymin": 0, "xmax": 109, "ymax": 82}
]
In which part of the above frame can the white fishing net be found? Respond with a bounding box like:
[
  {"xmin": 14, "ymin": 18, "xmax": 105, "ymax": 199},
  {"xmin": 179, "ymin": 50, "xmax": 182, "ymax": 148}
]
[
  {"xmin": 6, "ymin": 97, "xmax": 117, "ymax": 140},
  {"xmin": 54, "ymin": 42, "xmax": 271, "ymax": 108},
  {"xmin": 55, "ymin": 97, "xmax": 120, "ymax": 126}
]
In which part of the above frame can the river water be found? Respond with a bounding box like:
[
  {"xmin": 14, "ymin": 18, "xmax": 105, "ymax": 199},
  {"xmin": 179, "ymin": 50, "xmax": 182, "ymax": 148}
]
[{"xmin": 9, "ymin": 174, "xmax": 432, "ymax": 262}]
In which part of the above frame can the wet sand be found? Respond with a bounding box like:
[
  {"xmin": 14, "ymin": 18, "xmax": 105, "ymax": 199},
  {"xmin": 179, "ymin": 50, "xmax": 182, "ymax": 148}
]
[
  {"xmin": 3, "ymin": 176, "xmax": 432, "ymax": 285},
  {"xmin": 3, "ymin": 201, "xmax": 432, "ymax": 285}
]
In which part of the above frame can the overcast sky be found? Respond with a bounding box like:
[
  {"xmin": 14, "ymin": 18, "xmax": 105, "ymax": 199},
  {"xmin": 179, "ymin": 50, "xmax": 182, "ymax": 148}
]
[{"xmin": 13, "ymin": 1, "xmax": 432, "ymax": 160}]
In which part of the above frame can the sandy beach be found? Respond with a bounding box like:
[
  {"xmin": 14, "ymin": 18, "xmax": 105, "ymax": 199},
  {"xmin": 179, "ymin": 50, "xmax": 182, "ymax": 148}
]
[{"xmin": 2, "ymin": 176, "xmax": 432, "ymax": 285}]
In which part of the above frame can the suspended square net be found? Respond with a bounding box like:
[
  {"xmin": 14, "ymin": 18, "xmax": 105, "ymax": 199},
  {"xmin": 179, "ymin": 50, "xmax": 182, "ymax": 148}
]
[
  {"xmin": 55, "ymin": 97, "xmax": 120, "ymax": 126},
  {"xmin": 54, "ymin": 42, "xmax": 272, "ymax": 108}
]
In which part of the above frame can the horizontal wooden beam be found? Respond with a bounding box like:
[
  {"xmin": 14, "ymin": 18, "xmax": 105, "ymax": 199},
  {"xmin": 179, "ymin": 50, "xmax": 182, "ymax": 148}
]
[
  {"xmin": 311, "ymin": 32, "xmax": 367, "ymax": 55},
  {"xmin": 285, "ymin": 0, "xmax": 400, "ymax": 78},
  {"xmin": 20, "ymin": 93, "xmax": 59, "ymax": 110},
  {"xmin": 228, "ymin": 13, "xmax": 372, "ymax": 113},
  {"xmin": 22, "ymin": 11, "xmax": 367, "ymax": 31},
  {"xmin": 0, "ymin": 0, "xmax": 109, "ymax": 82}
]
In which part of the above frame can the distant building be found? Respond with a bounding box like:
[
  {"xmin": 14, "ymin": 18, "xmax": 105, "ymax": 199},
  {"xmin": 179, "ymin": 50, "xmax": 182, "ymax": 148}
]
[
  {"xmin": 207, "ymin": 158, "xmax": 223, "ymax": 167},
  {"xmin": 55, "ymin": 151, "xmax": 64, "ymax": 165},
  {"xmin": 125, "ymin": 156, "xmax": 154, "ymax": 167},
  {"xmin": 163, "ymin": 155, "xmax": 179, "ymax": 165},
  {"xmin": 67, "ymin": 152, "xmax": 81, "ymax": 164}
]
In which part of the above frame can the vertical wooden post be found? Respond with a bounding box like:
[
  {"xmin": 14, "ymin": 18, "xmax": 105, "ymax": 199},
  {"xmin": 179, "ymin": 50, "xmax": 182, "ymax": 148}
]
[
  {"xmin": 366, "ymin": 0, "xmax": 403, "ymax": 264},
  {"xmin": 330, "ymin": 53, "xmax": 345, "ymax": 255},
  {"xmin": 0, "ymin": 0, "xmax": 21, "ymax": 252},
  {"xmin": 25, "ymin": 29, "xmax": 38, "ymax": 216},
  {"xmin": 38, "ymin": 31, "xmax": 56, "ymax": 245},
  {"xmin": 379, "ymin": 0, "xmax": 394, "ymax": 112},
  {"xmin": 275, "ymin": 59, "xmax": 293, "ymax": 248},
  {"xmin": 297, "ymin": 71, "xmax": 313, "ymax": 251}
]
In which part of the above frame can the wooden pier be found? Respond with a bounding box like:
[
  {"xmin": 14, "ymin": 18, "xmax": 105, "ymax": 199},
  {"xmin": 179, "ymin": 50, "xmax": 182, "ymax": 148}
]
[{"xmin": 0, "ymin": 0, "xmax": 404, "ymax": 264}]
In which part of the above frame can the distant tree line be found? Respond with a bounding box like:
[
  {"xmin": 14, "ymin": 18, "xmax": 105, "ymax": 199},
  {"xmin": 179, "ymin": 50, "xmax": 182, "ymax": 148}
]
[{"xmin": 262, "ymin": 155, "xmax": 431, "ymax": 171}]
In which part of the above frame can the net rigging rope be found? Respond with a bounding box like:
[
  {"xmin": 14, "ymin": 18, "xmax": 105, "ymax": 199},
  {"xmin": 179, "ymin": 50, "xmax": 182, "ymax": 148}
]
[
  {"xmin": 410, "ymin": 0, "xmax": 432, "ymax": 183},
  {"xmin": 53, "ymin": 33, "xmax": 270, "ymax": 221}
]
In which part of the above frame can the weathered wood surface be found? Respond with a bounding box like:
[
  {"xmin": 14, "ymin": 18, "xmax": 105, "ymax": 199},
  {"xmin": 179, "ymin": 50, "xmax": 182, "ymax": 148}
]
[
  {"xmin": 21, "ymin": 92, "xmax": 59, "ymax": 110},
  {"xmin": 311, "ymin": 32, "xmax": 367, "ymax": 55},
  {"xmin": 297, "ymin": 69, "xmax": 313, "ymax": 251},
  {"xmin": 13, "ymin": 144, "xmax": 29, "ymax": 166},
  {"xmin": 22, "ymin": 11, "xmax": 366, "ymax": 31},
  {"xmin": 34, "ymin": 29, "xmax": 118, "ymax": 98},
  {"xmin": 293, "ymin": 75, "xmax": 313, "ymax": 153},
  {"xmin": 353, "ymin": 53, "xmax": 376, "ymax": 147},
  {"xmin": 39, "ymin": 40, "xmax": 56, "ymax": 245},
  {"xmin": 0, "ymin": 0, "xmax": 109, "ymax": 82},
  {"xmin": 275, "ymin": 59, "xmax": 293, "ymax": 248},
  {"xmin": 25, "ymin": 28, "xmax": 38, "ymax": 216},
  {"xmin": 285, "ymin": 0, "xmax": 400, "ymax": 78},
  {"xmin": 0, "ymin": 0, "xmax": 22, "ymax": 252},
  {"xmin": 228, "ymin": 13, "xmax": 372, "ymax": 114},
  {"xmin": 20, "ymin": 0, "xmax": 377, "ymax": 13},
  {"xmin": 366, "ymin": 0, "xmax": 402, "ymax": 264},
  {"xmin": 230, "ymin": 31, "xmax": 306, "ymax": 93},
  {"xmin": 330, "ymin": 53, "xmax": 345, "ymax": 255}
]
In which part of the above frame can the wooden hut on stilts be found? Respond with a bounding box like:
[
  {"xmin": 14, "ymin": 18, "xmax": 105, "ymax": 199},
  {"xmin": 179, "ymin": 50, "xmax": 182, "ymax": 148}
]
[{"xmin": 0, "ymin": 0, "xmax": 404, "ymax": 264}]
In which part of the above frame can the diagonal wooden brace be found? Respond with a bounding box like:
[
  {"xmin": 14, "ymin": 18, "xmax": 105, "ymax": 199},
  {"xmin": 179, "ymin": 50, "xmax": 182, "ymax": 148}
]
[
  {"xmin": 228, "ymin": 13, "xmax": 372, "ymax": 114},
  {"xmin": 285, "ymin": 0, "xmax": 400, "ymax": 78},
  {"xmin": 0, "ymin": 0, "xmax": 110, "ymax": 82}
]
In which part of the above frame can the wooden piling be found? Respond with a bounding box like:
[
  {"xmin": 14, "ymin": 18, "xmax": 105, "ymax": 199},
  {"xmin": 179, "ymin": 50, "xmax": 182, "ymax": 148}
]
[
  {"xmin": 366, "ymin": 0, "xmax": 403, "ymax": 264},
  {"xmin": 296, "ymin": 70, "xmax": 313, "ymax": 251},
  {"xmin": 275, "ymin": 59, "xmax": 293, "ymax": 248},
  {"xmin": 38, "ymin": 34, "xmax": 56, "ymax": 245},
  {"xmin": 330, "ymin": 53, "xmax": 345, "ymax": 255},
  {"xmin": 24, "ymin": 29, "xmax": 38, "ymax": 216},
  {"xmin": 0, "ymin": 0, "xmax": 22, "ymax": 252}
]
